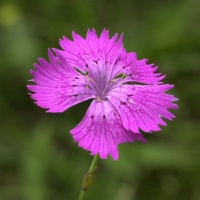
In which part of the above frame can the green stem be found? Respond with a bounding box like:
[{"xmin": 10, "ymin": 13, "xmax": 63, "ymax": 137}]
[{"xmin": 78, "ymin": 153, "xmax": 100, "ymax": 200}]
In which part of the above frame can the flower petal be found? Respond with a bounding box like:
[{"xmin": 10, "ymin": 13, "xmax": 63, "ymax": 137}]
[
  {"xmin": 28, "ymin": 49, "xmax": 95, "ymax": 112},
  {"xmin": 70, "ymin": 100, "xmax": 147, "ymax": 160},
  {"xmin": 118, "ymin": 48, "xmax": 165, "ymax": 84},
  {"xmin": 55, "ymin": 28, "xmax": 123, "ymax": 72},
  {"xmin": 108, "ymin": 84, "xmax": 178, "ymax": 133}
]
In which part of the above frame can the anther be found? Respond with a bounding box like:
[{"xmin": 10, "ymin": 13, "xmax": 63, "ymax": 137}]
[
  {"xmin": 86, "ymin": 77, "xmax": 93, "ymax": 82},
  {"xmin": 85, "ymin": 85, "xmax": 90, "ymax": 89},
  {"xmin": 97, "ymin": 97, "xmax": 102, "ymax": 102}
]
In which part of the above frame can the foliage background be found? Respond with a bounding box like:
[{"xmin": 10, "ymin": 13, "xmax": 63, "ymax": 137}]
[{"xmin": 0, "ymin": 0, "xmax": 200, "ymax": 199}]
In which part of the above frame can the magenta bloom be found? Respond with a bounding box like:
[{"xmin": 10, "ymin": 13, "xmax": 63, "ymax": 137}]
[{"xmin": 28, "ymin": 29, "xmax": 178, "ymax": 160}]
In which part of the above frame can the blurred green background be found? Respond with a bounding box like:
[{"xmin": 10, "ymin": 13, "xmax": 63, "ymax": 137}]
[{"xmin": 0, "ymin": 0, "xmax": 199, "ymax": 200}]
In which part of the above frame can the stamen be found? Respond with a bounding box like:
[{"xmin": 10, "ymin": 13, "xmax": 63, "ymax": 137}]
[
  {"xmin": 85, "ymin": 85, "xmax": 90, "ymax": 89},
  {"xmin": 86, "ymin": 77, "xmax": 93, "ymax": 82},
  {"xmin": 97, "ymin": 97, "xmax": 102, "ymax": 102},
  {"xmin": 129, "ymin": 99, "xmax": 133, "ymax": 103}
]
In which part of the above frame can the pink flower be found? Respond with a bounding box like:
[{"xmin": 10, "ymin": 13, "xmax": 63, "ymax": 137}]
[{"xmin": 28, "ymin": 29, "xmax": 178, "ymax": 160}]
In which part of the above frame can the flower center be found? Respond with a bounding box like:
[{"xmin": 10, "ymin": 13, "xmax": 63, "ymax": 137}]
[{"xmin": 79, "ymin": 61, "xmax": 127, "ymax": 101}]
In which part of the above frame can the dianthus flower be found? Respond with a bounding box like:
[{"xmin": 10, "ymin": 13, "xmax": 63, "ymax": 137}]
[{"xmin": 28, "ymin": 28, "xmax": 178, "ymax": 160}]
